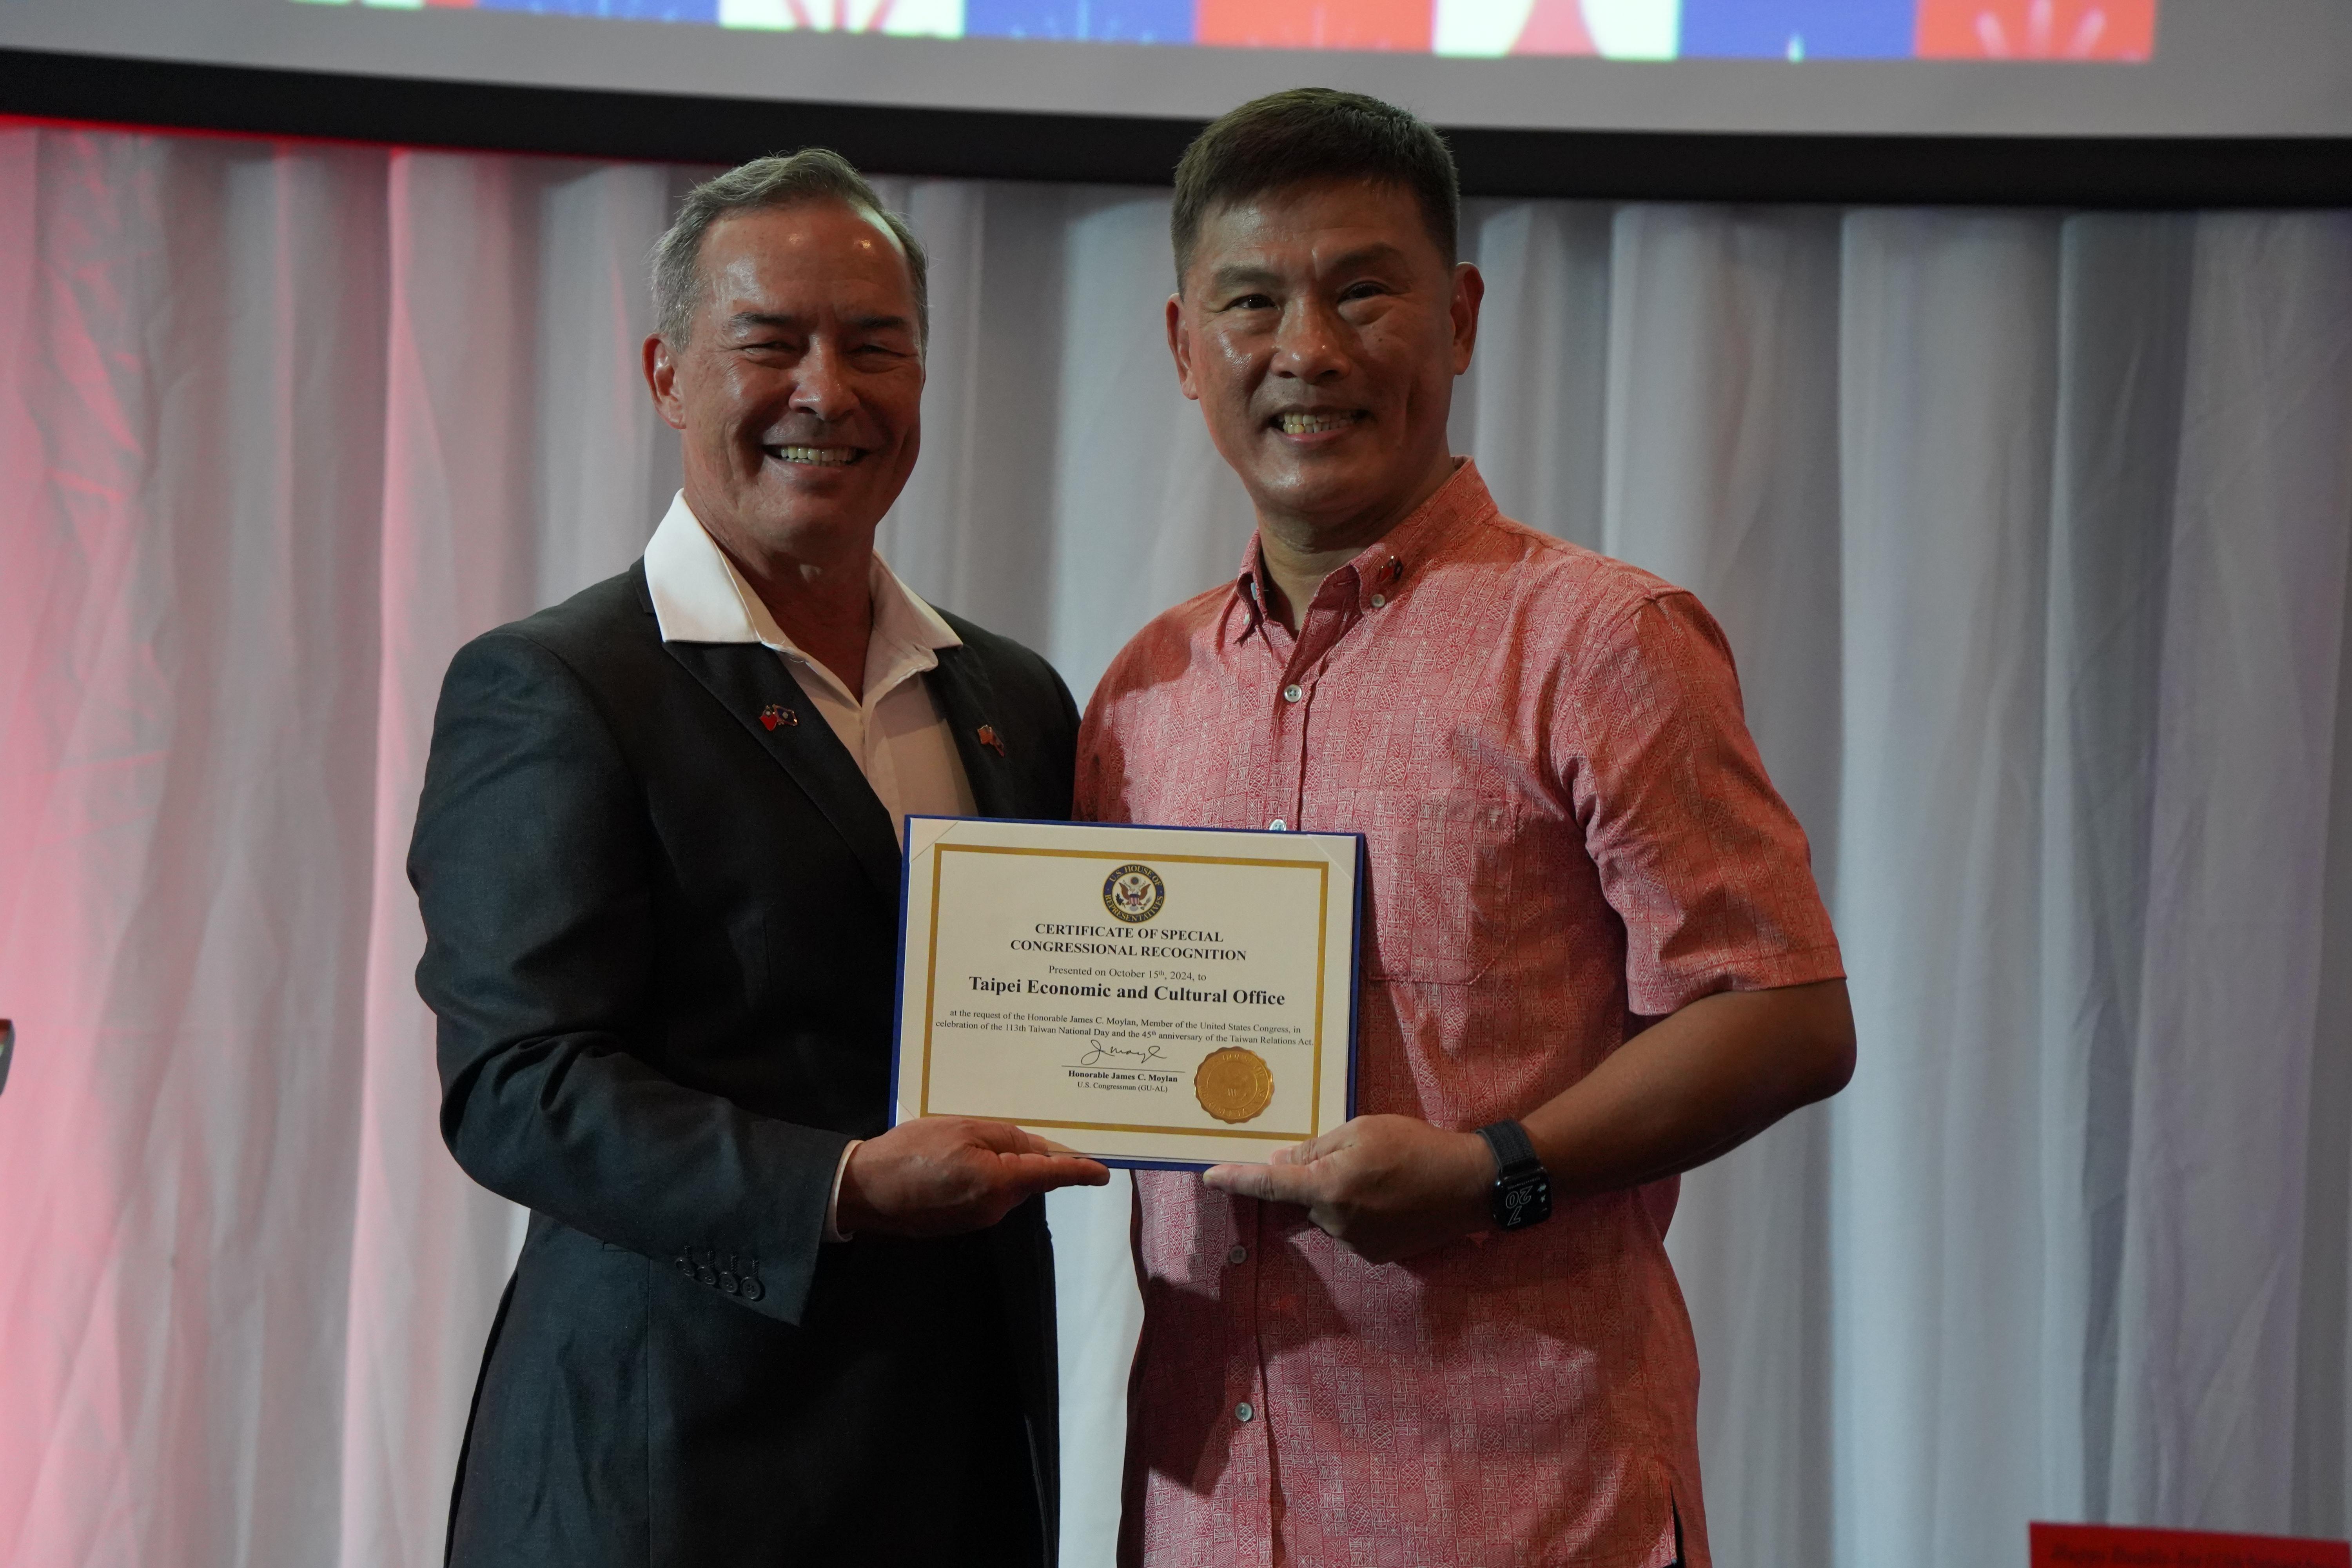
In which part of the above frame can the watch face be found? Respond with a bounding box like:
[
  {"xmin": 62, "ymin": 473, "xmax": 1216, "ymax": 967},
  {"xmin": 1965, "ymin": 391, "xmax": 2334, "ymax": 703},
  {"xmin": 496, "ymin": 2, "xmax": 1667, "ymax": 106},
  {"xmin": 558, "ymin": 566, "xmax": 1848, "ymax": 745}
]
[{"xmin": 1495, "ymin": 1172, "xmax": 1552, "ymax": 1230}]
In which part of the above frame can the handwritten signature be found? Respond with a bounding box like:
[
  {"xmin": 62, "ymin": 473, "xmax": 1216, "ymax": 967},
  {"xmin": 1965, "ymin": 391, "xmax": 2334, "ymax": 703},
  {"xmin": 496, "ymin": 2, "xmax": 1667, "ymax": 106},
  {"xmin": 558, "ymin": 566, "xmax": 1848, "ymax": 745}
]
[{"xmin": 1074, "ymin": 1039, "xmax": 1168, "ymax": 1069}]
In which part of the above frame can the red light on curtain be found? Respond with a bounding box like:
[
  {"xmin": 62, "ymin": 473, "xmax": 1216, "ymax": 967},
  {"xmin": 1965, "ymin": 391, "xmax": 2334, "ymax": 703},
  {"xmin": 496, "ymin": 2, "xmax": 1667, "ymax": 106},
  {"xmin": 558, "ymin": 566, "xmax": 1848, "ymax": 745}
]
[{"xmin": 1916, "ymin": 0, "xmax": 2157, "ymax": 59}]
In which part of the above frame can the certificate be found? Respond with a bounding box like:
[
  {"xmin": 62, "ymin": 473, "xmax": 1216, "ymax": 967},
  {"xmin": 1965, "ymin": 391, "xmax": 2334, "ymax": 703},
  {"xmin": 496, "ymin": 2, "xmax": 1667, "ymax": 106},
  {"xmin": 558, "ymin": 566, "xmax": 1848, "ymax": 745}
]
[{"xmin": 892, "ymin": 817, "xmax": 1362, "ymax": 1168}]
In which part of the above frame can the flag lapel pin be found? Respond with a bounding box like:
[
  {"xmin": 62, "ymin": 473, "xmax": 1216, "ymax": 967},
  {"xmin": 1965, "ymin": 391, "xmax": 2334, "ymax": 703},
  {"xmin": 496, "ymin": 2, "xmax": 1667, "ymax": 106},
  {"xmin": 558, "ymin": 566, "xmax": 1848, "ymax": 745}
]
[
  {"xmin": 977, "ymin": 724, "xmax": 1006, "ymax": 757},
  {"xmin": 760, "ymin": 704, "xmax": 798, "ymax": 731}
]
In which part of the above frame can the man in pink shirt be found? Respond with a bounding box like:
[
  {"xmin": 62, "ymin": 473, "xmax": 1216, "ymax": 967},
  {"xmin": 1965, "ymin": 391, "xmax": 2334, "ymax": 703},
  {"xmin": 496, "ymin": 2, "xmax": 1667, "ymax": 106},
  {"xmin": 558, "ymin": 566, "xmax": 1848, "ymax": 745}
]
[{"xmin": 1076, "ymin": 90, "xmax": 1857, "ymax": 1568}]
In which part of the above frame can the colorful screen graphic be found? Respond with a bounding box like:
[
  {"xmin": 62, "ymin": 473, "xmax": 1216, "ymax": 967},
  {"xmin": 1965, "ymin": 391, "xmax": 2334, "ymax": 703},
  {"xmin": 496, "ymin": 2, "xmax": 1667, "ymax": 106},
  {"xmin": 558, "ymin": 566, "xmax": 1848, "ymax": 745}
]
[{"xmin": 296, "ymin": 0, "xmax": 2159, "ymax": 60}]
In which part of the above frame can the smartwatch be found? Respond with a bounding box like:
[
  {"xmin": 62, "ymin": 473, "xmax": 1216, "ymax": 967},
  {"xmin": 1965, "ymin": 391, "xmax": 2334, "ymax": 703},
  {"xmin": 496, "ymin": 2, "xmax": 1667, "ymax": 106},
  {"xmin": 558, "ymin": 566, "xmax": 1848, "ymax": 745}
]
[{"xmin": 1475, "ymin": 1120, "xmax": 1553, "ymax": 1232}]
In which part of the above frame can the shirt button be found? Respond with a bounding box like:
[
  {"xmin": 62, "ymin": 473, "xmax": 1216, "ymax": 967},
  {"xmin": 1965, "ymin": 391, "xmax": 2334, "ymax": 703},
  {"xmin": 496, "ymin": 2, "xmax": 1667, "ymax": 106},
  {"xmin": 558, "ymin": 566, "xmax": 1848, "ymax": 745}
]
[
  {"xmin": 1370, "ymin": 593, "xmax": 1387, "ymax": 608},
  {"xmin": 1227, "ymin": 1245, "xmax": 1247, "ymax": 1265},
  {"xmin": 1268, "ymin": 818, "xmax": 1287, "ymax": 831},
  {"xmin": 1282, "ymin": 683, "xmax": 1304, "ymax": 703},
  {"xmin": 1236, "ymin": 1401, "xmax": 1255, "ymax": 1423}
]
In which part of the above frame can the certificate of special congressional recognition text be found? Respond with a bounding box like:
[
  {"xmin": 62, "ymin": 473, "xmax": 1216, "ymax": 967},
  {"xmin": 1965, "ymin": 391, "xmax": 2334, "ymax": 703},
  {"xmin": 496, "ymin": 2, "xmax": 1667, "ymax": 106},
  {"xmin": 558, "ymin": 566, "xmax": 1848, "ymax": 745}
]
[{"xmin": 892, "ymin": 817, "xmax": 1363, "ymax": 1168}]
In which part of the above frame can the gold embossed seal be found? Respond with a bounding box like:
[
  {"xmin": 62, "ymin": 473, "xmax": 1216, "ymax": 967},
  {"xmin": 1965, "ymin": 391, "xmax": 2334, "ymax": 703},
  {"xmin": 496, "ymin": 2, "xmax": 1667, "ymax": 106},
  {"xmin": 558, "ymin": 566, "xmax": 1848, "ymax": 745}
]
[{"xmin": 1194, "ymin": 1046, "xmax": 1275, "ymax": 1125}]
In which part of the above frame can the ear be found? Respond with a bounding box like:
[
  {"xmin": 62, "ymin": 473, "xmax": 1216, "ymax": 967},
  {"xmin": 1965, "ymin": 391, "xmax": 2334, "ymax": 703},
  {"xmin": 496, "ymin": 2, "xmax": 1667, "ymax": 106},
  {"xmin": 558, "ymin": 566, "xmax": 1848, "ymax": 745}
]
[
  {"xmin": 1449, "ymin": 262, "xmax": 1485, "ymax": 377},
  {"xmin": 1166, "ymin": 293, "xmax": 1202, "ymax": 403},
  {"xmin": 644, "ymin": 334, "xmax": 688, "ymax": 431}
]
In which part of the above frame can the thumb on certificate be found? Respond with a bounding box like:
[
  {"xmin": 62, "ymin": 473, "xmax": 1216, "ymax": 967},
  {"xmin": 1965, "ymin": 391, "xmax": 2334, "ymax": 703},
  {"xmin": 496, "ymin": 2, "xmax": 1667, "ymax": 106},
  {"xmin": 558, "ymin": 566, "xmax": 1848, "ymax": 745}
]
[
  {"xmin": 1022, "ymin": 1136, "xmax": 1112, "ymax": 1183},
  {"xmin": 1008, "ymin": 1153, "xmax": 1112, "ymax": 1192},
  {"xmin": 990, "ymin": 1138, "xmax": 1110, "ymax": 1184},
  {"xmin": 1203, "ymin": 1159, "xmax": 1320, "ymax": 1205}
]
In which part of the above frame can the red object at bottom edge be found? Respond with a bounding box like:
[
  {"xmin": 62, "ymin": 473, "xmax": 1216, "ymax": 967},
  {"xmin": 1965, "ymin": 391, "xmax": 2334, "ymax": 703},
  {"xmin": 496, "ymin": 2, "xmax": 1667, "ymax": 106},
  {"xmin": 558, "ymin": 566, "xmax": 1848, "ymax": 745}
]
[{"xmin": 2032, "ymin": 1522, "xmax": 2351, "ymax": 1568}]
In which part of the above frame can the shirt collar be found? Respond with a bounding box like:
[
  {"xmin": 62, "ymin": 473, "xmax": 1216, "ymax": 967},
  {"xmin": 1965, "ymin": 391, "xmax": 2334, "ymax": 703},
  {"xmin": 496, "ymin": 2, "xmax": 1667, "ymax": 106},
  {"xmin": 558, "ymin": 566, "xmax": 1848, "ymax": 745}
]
[
  {"xmin": 642, "ymin": 490, "xmax": 960, "ymax": 681},
  {"xmin": 1232, "ymin": 457, "xmax": 1499, "ymax": 636}
]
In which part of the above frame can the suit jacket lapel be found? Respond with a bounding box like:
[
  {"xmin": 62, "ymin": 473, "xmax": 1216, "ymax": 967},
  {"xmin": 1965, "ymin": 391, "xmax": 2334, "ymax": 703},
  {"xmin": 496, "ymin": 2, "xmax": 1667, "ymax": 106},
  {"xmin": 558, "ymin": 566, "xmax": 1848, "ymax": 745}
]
[
  {"xmin": 660, "ymin": 637, "xmax": 905, "ymax": 903},
  {"xmin": 924, "ymin": 642, "xmax": 1016, "ymax": 820}
]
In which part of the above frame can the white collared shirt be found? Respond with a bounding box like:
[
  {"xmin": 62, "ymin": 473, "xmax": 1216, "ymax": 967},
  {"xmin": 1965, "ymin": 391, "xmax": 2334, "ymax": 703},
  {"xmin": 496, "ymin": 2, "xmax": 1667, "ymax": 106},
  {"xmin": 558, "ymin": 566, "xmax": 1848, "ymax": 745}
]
[
  {"xmin": 642, "ymin": 491, "xmax": 977, "ymax": 841},
  {"xmin": 642, "ymin": 491, "xmax": 975, "ymax": 1241}
]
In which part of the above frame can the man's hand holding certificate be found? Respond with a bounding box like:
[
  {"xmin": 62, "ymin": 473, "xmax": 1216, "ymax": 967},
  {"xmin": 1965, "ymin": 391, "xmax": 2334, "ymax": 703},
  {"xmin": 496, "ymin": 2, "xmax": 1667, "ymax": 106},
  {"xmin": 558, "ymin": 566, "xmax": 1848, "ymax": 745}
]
[{"xmin": 893, "ymin": 818, "xmax": 1361, "ymax": 1167}]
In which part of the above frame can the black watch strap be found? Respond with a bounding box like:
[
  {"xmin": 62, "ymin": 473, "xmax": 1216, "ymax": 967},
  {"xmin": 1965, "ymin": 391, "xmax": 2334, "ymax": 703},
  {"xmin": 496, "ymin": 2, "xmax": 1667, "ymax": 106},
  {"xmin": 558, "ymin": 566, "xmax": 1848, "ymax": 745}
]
[
  {"xmin": 1475, "ymin": 1120, "xmax": 1553, "ymax": 1231},
  {"xmin": 1476, "ymin": 1118, "xmax": 1539, "ymax": 1175}
]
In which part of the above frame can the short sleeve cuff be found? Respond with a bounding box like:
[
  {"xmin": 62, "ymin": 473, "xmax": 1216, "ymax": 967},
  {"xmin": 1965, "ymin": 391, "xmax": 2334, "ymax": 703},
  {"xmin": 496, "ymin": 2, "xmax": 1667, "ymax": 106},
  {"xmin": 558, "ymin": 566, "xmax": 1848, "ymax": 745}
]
[{"xmin": 1626, "ymin": 943, "xmax": 1847, "ymax": 1020}]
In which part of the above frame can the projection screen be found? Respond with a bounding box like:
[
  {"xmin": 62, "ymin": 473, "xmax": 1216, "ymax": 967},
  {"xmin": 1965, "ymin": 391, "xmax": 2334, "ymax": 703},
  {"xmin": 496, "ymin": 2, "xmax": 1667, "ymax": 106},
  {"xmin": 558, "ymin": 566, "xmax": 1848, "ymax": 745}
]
[{"xmin": 2, "ymin": 0, "xmax": 2346, "ymax": 196}]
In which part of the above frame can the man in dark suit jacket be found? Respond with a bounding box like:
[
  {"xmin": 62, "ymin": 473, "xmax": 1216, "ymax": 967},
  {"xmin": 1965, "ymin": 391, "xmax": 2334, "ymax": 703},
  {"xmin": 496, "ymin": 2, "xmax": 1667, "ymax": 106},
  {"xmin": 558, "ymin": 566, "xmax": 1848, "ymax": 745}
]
[{"xmin": 409, "ymin": 150, "xmax": 1108, "ymax": 1568}]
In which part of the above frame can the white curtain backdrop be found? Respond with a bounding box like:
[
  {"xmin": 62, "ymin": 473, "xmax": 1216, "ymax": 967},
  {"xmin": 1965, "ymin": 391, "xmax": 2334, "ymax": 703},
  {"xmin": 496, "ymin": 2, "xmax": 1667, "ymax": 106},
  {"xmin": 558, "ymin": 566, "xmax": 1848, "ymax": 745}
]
[{"xmin": 2, "ymin": 118, "xmax": 2348, "ymax": 1568}]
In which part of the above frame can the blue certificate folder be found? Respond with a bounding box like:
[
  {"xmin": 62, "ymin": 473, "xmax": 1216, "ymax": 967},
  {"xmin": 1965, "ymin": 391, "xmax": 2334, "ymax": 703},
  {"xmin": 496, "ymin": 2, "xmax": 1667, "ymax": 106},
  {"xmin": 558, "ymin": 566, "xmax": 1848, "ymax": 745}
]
[{"xmin": 889, "ymin": 817, "xmax": 1364, "ymax": 1170}]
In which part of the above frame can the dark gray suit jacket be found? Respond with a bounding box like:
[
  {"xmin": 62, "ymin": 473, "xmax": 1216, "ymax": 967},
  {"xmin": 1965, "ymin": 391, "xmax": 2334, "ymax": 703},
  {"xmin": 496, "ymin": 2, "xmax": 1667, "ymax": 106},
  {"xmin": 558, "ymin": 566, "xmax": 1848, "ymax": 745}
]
[{"xmin": 409, "ymin": 562, "xmax": 1079, "ymax": 1568}]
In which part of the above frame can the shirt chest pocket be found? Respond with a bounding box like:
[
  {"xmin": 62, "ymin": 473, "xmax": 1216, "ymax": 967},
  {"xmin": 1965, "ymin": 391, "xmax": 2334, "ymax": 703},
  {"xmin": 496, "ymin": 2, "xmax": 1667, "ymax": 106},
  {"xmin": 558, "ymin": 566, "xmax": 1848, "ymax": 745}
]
[{"xmin": 1356, "ymin": 789, "xmax": 1520, "ymax": 986}]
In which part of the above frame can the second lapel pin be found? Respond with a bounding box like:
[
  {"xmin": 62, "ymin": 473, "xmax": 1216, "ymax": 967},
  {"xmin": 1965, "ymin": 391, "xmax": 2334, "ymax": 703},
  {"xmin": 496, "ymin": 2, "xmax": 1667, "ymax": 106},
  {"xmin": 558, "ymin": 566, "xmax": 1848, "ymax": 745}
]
[{"xmin": 977, "ymin": 724, "xmax": 1006, "ymax": 757}]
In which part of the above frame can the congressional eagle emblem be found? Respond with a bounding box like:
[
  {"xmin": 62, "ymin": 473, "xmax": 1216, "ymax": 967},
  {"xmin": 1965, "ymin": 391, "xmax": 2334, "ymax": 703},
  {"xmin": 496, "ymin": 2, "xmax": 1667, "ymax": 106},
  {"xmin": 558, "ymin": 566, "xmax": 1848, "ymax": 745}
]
[{"xmin": 1102, "ymin": 863, "xmax": 1165, "ymax": 924}]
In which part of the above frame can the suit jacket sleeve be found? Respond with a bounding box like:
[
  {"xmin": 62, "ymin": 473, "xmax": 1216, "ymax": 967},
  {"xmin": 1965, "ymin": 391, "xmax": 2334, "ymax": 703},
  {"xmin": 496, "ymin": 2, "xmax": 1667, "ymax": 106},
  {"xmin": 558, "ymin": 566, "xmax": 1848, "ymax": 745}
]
[{"xmin": 410, "ymin": 626, "xmax": 846, "ymax": 1325}]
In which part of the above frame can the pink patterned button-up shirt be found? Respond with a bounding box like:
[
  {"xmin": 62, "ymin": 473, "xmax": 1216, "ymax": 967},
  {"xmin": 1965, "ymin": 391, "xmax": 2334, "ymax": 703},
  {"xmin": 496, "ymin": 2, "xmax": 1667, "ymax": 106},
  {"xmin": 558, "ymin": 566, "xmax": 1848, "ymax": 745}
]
[{"xmin": 1075, "ymin": 460, "xmax": 1843, "ymax": 1568}]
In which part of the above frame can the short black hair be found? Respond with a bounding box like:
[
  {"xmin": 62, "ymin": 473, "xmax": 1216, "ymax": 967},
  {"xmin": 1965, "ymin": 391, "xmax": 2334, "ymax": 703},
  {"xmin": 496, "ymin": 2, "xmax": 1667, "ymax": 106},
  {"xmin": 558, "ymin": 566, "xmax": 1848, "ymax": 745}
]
[{"xmin": 1171, "ymin": 89, "xmax": 1461, "ymax": 288}]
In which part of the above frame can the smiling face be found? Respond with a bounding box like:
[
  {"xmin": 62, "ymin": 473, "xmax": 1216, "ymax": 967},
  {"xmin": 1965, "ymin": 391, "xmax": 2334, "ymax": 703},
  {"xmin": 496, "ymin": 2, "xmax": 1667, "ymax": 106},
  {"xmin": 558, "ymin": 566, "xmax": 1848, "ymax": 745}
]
[
  {"xmin": 1168, "ymin": 178, "xmax": 1480, "ymax": 550},
  {"xmin": 645, "ymin": 199, "xmax": 924, "ymax": 573}
]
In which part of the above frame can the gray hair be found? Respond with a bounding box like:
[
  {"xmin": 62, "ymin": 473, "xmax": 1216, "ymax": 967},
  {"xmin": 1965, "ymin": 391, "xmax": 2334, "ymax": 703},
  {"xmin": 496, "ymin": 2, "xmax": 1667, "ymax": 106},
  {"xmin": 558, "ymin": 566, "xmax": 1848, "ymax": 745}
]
[{"xmin": 649, "ymin": 148, "xmax": 928, "ymax": 348}]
